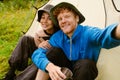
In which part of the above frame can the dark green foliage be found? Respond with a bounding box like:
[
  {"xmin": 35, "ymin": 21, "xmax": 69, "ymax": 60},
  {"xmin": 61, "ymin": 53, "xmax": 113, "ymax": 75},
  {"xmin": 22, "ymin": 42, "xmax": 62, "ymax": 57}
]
[{"xmin": 0, "ymin": 0, "xmax": 48, "ymax": 79}]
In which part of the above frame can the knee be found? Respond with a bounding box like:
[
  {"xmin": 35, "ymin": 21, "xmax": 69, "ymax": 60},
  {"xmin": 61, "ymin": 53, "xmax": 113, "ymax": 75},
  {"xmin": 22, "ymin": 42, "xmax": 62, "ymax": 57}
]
[
  {"xmin": 46, "ymin": 47, "xmax": 64, "ymax": 59},
  {"xmin": 46, "ymin": 47, "xmax": 70, "ymax": 67},
  {"xmin": 73, "ymin": 59, "xmax": 98, "ymax": 79},
  {"xmin": 21, "ymin": 35, "xmax": 31, "ymax": 41},
  {"xmin": 20, "ymin": 36, "xmax": 34, "ymax": 46},
  {"xmin": 74, "ymin": 59, "xmax": 96, "ymax": 68}
]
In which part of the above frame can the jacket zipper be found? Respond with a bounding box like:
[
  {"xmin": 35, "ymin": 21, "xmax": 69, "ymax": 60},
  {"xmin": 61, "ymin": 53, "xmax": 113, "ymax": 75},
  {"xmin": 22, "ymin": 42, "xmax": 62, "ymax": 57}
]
[{"xmin": 70, "ymin": 37, "xmax": 72, "ymax": 60}]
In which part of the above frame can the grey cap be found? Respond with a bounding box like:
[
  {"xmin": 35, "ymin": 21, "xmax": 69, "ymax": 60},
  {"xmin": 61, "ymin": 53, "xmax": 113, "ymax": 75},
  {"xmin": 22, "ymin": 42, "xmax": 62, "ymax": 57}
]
[
  {"xmin": 37, "ymin": 4, "xmax": 54, "ymax": 22},
  {"xmin": 50, "ymin": 2, "xmax": 85, "ymax": 26}
]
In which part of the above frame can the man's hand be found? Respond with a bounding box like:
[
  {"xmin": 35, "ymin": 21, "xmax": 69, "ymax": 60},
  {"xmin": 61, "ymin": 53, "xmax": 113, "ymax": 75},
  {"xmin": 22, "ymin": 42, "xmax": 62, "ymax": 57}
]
[
  {"xmin": 38, "ymin": 40, "xmax": 52, "ymax": 49},
  {"xmin": 46, "ymin": 63, "xmax": 66, "ymax": 80}
]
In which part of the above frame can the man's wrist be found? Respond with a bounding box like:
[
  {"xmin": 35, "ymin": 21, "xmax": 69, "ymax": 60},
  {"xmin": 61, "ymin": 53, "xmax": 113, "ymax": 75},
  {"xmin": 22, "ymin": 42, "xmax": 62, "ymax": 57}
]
[{"xmin": 46, "ymin": 62, "xmax": 53, "ymax": 72}]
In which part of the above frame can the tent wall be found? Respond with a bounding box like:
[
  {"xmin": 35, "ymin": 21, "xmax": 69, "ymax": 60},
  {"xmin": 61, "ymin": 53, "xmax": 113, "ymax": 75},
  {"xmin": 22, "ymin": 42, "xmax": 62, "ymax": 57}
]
[{"xmin": 26, "ymin": 0, "xmax": 120, "ymax": 80}]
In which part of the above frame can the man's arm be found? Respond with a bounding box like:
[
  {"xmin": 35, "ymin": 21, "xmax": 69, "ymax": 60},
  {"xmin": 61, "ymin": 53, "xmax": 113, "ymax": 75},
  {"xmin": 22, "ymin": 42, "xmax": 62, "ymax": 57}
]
[
  {"xmin": 46, "ymin": 62, "xmax": 66, "ymax": 80},
  {"xmin": 32, "ymin": 48, "xmax": 50, "ymax": 71},
  {"xmin": 38, "ymin": 40, "xmax": 52, "ymax": 49}
]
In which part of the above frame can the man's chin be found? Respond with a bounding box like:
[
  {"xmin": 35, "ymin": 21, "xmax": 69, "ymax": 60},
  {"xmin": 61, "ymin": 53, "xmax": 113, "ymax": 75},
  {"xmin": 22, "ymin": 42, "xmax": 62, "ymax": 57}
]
[{"xmin": 63, "ymin": 31, "xmax": 69, "ymax": 34}]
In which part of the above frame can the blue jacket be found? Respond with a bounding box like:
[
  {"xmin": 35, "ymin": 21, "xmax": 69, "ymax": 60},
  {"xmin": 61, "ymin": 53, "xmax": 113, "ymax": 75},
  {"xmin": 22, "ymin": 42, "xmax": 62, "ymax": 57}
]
[{"xmin": 32, "ymin": 24, "xmax": 120, "ymax": 71}]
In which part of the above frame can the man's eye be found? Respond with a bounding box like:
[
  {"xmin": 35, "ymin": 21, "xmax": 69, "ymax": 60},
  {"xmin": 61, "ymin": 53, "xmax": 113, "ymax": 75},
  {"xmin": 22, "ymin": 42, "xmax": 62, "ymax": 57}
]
[{"xmin": 58, "ymin": 18, "xmax": 62, "ymax": 21}]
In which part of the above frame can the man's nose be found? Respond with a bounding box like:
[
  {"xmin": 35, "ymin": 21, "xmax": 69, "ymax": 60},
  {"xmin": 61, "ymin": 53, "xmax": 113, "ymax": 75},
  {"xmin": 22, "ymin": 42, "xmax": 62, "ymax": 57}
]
[{"xmin": 61, "ymin": 18, "xmax": 66, "ymax": 23}]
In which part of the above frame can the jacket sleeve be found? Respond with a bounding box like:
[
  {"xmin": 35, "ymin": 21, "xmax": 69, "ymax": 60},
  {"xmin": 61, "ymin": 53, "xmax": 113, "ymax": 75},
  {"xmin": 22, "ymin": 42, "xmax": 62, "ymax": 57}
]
[
  {"xmin": 89, "ymin": 23, "xmax": 120, "ymax": 49},
  {"xmin": 32, "ymin": 48, "xmax": 50, "ymax": 71}
]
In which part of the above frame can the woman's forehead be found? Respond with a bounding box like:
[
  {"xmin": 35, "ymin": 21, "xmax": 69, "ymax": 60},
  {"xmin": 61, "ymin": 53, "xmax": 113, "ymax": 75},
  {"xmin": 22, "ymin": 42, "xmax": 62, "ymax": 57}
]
[{"xmin": 42, "ymin": 11, "xmax": 49, "ymax": 16}]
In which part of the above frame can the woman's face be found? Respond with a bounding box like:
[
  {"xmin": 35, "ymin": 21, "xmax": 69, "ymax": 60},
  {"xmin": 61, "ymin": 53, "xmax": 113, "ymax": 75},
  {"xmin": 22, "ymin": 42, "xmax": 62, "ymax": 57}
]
[{"xmin": 40, "ymin": 12, "xmax": 54, "ymax": 31}]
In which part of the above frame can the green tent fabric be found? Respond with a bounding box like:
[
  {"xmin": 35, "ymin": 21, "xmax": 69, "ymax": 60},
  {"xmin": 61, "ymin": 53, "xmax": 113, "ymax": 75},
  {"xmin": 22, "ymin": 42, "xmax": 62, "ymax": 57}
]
[{"xmin": 26, "ymin": 0, "xmax": 120, "ymax": 80}]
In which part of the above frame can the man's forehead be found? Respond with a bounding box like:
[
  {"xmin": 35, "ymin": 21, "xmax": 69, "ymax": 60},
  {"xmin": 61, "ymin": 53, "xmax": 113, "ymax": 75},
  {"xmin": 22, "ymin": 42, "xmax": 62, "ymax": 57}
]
[
  {"xmin": 57, "ymin": 10, "xmax": 75, "ymax": 19},
  {"xmin": 59, "ymin": 9, "xmax": 70, "ymax": 13}
]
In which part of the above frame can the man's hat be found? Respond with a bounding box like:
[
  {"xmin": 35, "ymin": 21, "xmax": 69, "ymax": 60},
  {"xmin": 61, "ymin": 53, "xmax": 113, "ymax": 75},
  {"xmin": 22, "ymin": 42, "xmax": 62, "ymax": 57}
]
[
  {"xmin": 37, "ymin": 4, "xmax": 54, "ymax": 22},
  {"xmin": 50, "ymin": 2, "xmax": 85, "ymax": 26}
]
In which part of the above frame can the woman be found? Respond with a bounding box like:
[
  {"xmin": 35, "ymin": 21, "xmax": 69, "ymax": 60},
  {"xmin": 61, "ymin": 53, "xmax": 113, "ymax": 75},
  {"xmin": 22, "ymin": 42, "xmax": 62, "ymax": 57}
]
[{"xmin": 4, "ymin": 4, "xmax": 59, "ymax": 80}]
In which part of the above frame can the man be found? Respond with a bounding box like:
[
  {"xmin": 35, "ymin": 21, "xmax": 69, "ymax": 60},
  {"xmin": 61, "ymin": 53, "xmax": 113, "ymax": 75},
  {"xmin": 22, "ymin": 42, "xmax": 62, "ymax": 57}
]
[
  {"xmin": 32, "ymin": 2, "xmax": 120, "ymax": 80},
  {"xmin": 3, "ymin": 4, "xmax": 59, "ymax": 80}
]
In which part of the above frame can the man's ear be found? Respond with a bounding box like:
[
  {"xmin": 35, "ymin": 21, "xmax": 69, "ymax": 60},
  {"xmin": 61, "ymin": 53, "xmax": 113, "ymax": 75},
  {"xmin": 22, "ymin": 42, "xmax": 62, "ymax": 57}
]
[{"xmin": 76, "ymin": 15, "xmax": 79, "ymax": 23}]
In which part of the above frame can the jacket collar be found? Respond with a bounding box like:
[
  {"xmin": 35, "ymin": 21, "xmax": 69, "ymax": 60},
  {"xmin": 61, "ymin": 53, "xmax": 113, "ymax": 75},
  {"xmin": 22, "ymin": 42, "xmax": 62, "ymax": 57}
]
[{"xmin": 64, "ymin": 24, "xmax": 83, "ymax": 40}]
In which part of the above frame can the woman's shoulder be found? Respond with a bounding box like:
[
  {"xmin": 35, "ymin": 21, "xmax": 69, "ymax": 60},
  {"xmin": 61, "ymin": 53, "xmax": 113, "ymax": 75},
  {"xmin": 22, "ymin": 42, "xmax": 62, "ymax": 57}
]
[{"xmin": 35, "ymin": 29, "xmax": 49, "ymax": 37}]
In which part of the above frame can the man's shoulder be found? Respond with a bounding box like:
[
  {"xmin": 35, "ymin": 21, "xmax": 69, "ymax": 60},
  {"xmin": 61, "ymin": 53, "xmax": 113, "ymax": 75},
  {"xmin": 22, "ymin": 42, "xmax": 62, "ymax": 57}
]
[{"xmin": 52, "ymin": 30, "xmax": 63, "ymax": 36}]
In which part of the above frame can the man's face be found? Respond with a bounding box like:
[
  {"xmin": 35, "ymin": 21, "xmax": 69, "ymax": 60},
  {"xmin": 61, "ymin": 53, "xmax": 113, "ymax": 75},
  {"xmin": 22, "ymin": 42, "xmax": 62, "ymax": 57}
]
[{"xmin": 57, "ymin": 9, "xmax": 79, "ymax": 37}]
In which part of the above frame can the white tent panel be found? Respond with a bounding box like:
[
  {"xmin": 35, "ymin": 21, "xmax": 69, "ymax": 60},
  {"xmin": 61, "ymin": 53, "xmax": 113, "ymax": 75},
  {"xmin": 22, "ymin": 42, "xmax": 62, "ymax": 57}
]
[
  {"xmin": 26, "ymin": 0, "xmax": 120, "ymax": 80},
  {"xmin": 26, "ymin": 0, "xmax": 106, "ymax": 36}
]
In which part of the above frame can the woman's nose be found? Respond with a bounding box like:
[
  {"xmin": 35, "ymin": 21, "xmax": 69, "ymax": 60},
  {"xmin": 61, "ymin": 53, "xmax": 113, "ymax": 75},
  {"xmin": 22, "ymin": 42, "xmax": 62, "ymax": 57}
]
[{"xmin": 43, "ymin": 18, "xmax": 48, "ymax": 23}]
